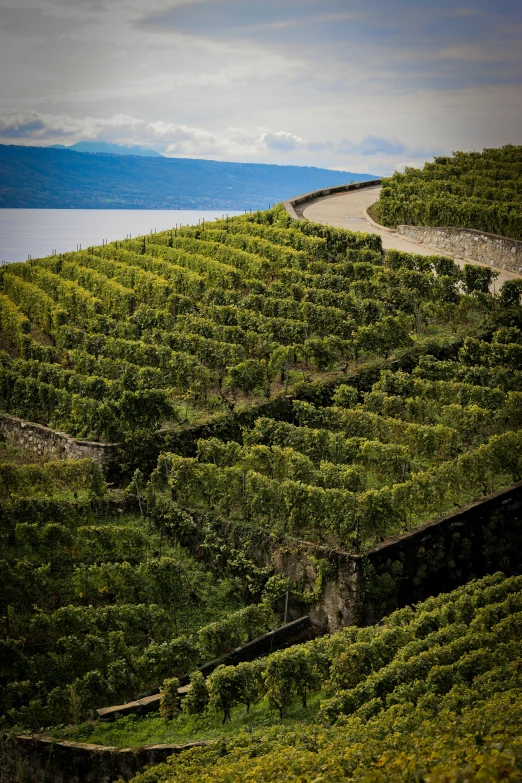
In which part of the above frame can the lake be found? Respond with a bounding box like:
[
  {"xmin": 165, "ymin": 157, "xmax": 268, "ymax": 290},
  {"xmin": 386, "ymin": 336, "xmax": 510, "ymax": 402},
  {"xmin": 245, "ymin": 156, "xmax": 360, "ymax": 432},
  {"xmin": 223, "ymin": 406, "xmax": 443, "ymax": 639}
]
[{"xmin": 0, "ymin": 209, "xmax": 243, "ymax": 263}]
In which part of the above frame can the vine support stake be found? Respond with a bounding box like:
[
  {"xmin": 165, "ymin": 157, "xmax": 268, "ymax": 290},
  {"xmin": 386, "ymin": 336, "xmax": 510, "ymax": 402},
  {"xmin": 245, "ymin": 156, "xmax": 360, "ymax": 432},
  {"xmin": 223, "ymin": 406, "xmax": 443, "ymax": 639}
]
[
  {"xmin": 283, "ymin": 590, "xmax": 289, "ymax": 625},
  {"xmin": 135, "ymin": 477, "xmax": 143, "ymax": 516}
]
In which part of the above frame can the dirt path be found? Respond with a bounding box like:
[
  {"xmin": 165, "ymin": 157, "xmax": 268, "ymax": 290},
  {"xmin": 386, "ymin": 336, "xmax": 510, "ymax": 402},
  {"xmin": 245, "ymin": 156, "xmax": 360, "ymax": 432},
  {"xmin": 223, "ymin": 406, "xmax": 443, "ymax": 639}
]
[{"xmin": 301, "ymin": 186, "xmax": 521, "ymax": 286}]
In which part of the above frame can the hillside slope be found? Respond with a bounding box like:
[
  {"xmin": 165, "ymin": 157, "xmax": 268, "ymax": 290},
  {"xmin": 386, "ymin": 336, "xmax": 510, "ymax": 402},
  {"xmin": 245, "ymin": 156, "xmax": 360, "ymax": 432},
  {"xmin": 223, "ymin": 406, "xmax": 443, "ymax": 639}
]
[
  {"xmin": 119, "ymin": 572, "xmax": 522, "ymax": 783},
  {"xmin": 0, "ymin": 145, "xmax": 375, "ymax": 210}
]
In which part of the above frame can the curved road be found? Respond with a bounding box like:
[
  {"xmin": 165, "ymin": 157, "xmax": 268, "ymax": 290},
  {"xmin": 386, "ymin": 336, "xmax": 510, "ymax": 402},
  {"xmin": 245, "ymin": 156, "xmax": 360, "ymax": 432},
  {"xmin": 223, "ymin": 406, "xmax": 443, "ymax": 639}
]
[{"xmin": 300, "ymin": 186, "xmax": 520, "ymax": 286}]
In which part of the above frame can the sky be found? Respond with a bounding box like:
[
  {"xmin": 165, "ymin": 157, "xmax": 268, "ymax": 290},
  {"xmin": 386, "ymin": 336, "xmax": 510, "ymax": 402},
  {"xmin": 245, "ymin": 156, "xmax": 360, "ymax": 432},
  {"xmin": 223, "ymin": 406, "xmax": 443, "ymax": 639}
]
[{"xmin": 0, "ymin": 0, "xmax": 521, "ymax": 176}]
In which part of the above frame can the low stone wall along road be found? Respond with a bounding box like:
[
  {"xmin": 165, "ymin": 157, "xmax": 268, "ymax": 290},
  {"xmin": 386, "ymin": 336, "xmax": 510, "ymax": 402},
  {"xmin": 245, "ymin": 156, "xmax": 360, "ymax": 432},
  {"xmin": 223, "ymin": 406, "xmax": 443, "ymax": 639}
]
[{"xmin": 297, "ymin": 186, "xmax": 522, "ymax": 286}]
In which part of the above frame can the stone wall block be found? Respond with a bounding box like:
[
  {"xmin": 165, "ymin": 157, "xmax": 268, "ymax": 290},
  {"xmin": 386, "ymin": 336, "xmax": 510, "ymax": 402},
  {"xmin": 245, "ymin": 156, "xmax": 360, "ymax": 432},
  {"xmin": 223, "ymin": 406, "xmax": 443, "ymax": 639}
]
[
  {"xmin": 396, "ymin": 225, "xmax": 522, "ymax": 273},
  {"xmin": 0, "ymin": 414, "xmax": 121, "ymax": 477},
  {"xmin": 0, "ymin": 734, "xmax": 211, "ymax": 783}
]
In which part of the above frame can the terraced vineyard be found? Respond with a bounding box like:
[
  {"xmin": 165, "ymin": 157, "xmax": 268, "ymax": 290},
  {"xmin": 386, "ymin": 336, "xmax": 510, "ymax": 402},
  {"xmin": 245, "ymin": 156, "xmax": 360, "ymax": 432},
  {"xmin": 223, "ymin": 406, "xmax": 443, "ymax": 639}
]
[
  {"xmin": 2, "ymin": 204, "xmax": 522, "ymax": 780},
  {"xmin": 0, "ymin": 205, "xmax": 445, "ymax": 441},
  {"xmin": 2, "ymin": 207, "xmax": 522, "ymax": 549},
  {"xmin": 0, "ymin": 210, "xmax": 386, "ymax": 440},
  {"xmin": 375, "ymin": 144, "xmax": 522, "ymax": 239},
  {"xmin": 158, "ymin": 339, "xmax": 522, "ymax": 550},
  {"xmin": 77, "ymin": 573, "xmax": 522, "ymax": 783},
  {"xmin": 0, "ymin": 456, "xmax": 281, "ymax": 731}
]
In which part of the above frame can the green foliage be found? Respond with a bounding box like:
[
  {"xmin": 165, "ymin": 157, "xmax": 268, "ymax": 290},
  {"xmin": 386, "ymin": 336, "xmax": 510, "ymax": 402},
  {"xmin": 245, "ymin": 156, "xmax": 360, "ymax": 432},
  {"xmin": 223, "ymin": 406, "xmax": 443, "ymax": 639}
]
[
  {"xmin": 224, "ymin": 359, "xmax": 266, "ymax": 395},
  {"xmin": 462, "ymin": 264, "xmax": 498, "ymax": 295},
  {"xmin": 207, "ymin": 665, "xmax": 240, "ymax": 724},
  {"xmin": 263, "ymin": 645, "xmax": 315, "ymax": 716},
  {"xmin": 0, "ymin": 205, "xmax": 483, "ymax": 444},
  {"xmin": 376, "ymin": 145, "xmax": 522, "ymax": 239},
  {"xmin": 0, "ymin": 457, "xmax": 278, "ymax": 731},
  {"xmin": 0, "ymin": 363, "xmax": 175, "ymax": 440},
  {"xmin": 182, "ymin": 671, "xmax": 208, "ymax": 716},
  {"xmin": 499, "ymin": 279, "xmax": 522, "ymax": 308},
  {"xmin": 93, "ymin": 573, "xmax": 522, "ymax": 783},
  {"xmin": 331, "ymin": 384, "xmax": 359, "ymax": 408},
  {"xmin": 0, "ymin": 292, "xmax": 31, "ymax": 344},
  {"xmin": 196, "ymin": 604, "xmax": 277, "ymax": 659},
  {"xmin": 159, "ymin": 677, "xmax": 181, "ymax": 719},
  {"xmin": 0, "ymin": 458, "xmax": 106, "ymax": 503}
]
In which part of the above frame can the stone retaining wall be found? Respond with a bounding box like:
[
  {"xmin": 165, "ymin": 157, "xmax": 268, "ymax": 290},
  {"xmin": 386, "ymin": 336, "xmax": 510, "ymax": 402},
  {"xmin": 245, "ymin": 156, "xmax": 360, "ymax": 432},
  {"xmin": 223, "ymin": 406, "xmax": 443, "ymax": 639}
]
[
  {"xmin": 1, "ymin": 617, "xmax": 313, "ymax": 782},
  {"xmin": 275, "ymin": 480, "xmax": 522, "ymax": 631},
  {"xmin": 0, "ymin": 414, "xmax": 121, "ymax": 477},
  {"xmin": 397, "ymin": 224, "xmax": 522, "ymax": 274},
  {"xmin": 0, "ymin": 734, "xmax": 210, "ymax": 783}
]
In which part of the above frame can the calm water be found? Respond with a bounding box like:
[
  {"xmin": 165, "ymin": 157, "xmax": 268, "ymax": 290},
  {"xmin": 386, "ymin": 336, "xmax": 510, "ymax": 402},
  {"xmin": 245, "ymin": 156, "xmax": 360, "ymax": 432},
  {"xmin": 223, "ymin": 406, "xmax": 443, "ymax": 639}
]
[{"xmin": 0, "ymin": 209, "xmax": 243, "ymax": 263}]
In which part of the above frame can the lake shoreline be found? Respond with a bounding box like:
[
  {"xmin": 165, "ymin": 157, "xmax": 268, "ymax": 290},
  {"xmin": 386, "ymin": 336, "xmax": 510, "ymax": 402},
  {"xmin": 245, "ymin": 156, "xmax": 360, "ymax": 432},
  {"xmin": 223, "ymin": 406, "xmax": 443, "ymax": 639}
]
[{"xmin": 0, "ymin": 208, "xmax": 242, "ymax": 264}]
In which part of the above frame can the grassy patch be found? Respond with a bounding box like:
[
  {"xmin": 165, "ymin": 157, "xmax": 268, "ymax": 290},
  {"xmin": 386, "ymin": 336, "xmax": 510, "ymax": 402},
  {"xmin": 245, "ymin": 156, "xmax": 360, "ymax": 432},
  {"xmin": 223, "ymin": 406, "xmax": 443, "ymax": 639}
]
[
  {"xmin": 366, "ymin": 201, "xmax": 387, "ymax": 226},
  {"xmin": 51, "ymin": 692, "xmax": 322, "ymax": 748}
]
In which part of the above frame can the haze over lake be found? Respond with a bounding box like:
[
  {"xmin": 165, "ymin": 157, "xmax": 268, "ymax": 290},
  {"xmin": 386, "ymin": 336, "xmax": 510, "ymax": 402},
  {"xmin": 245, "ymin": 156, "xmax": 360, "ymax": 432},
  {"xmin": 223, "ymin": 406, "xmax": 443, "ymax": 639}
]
[{"xmin": 0, "ymin": 209, "xmax": 242, "ymax": 263}]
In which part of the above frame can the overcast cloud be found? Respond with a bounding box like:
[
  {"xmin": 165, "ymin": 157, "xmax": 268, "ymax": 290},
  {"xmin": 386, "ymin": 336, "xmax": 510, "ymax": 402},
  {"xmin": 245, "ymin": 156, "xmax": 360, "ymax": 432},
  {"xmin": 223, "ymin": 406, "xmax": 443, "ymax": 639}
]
[{"xmin": 0, "ymin": 0, "xmax": 520, "ymax": 175}]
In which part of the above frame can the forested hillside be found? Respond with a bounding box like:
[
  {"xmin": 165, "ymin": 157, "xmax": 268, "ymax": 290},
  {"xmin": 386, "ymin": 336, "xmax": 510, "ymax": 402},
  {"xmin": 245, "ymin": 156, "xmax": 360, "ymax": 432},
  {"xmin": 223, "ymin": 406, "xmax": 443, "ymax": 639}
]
[
  {"xmin": 375, "ymin": 144, "xmax": 522, "ymax": 239},
  {"xmin": 0, "ymin": 145, "xmax": 374, "ymax": 210}
]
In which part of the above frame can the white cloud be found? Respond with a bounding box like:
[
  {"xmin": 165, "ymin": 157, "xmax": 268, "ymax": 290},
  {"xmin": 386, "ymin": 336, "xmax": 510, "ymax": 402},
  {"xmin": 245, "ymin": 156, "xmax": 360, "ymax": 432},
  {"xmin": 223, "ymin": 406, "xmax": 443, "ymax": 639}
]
[
  {"xmin": 0, "ymin": 0, "xmax": 520, "ymax": 186},
  {"xmin": 1, "ymin": 78, "xmax": 520, "ymax": 179},
  {"xmin": 0, "ymin": 109, "xmax": 434, "ymax": 169},
  {"xmin": 262, "ymin": 131, "xmax": 306, "ymax": 152},
  {"xmin": 164, "ymin": 126, "xmax": 307, "ymax": 158},
  {"xmin": 0, "ymin": 110, "xmax": 142, "ymax": 140},
  {"xmin": 394, "ymin": 161, "xmax": 423, "ymax": 173},
  {"xmin": 0, "ymin": 109, "xmax": 312, "ymax": 160},
  {"xmin": 433, "ymin": 42, "xmax": 522, "ymax": 63}
]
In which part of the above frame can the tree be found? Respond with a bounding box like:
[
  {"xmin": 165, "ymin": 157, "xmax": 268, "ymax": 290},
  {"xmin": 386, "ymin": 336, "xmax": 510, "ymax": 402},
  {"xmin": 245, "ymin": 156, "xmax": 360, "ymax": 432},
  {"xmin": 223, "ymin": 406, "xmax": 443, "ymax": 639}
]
[
  {"xmin": 235, "ymin": 660, "xmax": 265, "ymax": 714},
  {"xmin": 263, "ymin": 646, "xmax": 313, "ymax": 718}
]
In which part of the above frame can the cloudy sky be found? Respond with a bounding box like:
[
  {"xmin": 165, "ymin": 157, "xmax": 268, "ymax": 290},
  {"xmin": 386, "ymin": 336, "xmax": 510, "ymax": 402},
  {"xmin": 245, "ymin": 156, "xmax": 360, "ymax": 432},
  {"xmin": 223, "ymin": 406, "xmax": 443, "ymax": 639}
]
[{"xmin": 0, "ymin": 0, "xmax": 521, "ymax": 175}]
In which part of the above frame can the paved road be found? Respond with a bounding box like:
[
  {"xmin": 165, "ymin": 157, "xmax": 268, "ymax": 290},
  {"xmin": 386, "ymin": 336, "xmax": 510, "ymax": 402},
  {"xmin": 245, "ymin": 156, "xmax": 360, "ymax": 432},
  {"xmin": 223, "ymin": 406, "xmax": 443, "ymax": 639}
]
[{"xmin": 301, "ymin": 186, "xmax": 520, "ymax": 286}]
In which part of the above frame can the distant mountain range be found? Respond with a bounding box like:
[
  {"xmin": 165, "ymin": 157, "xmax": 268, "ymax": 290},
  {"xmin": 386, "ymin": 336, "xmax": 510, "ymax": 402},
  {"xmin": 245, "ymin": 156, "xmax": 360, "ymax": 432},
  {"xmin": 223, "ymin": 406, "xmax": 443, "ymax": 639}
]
[
  {"xmin": 0, "ymin": 144, "xmax": 378, "ymax": 210},
  {"xmin": 49, "ymin": 141, "xmax": 163, "ymax": 157}
]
